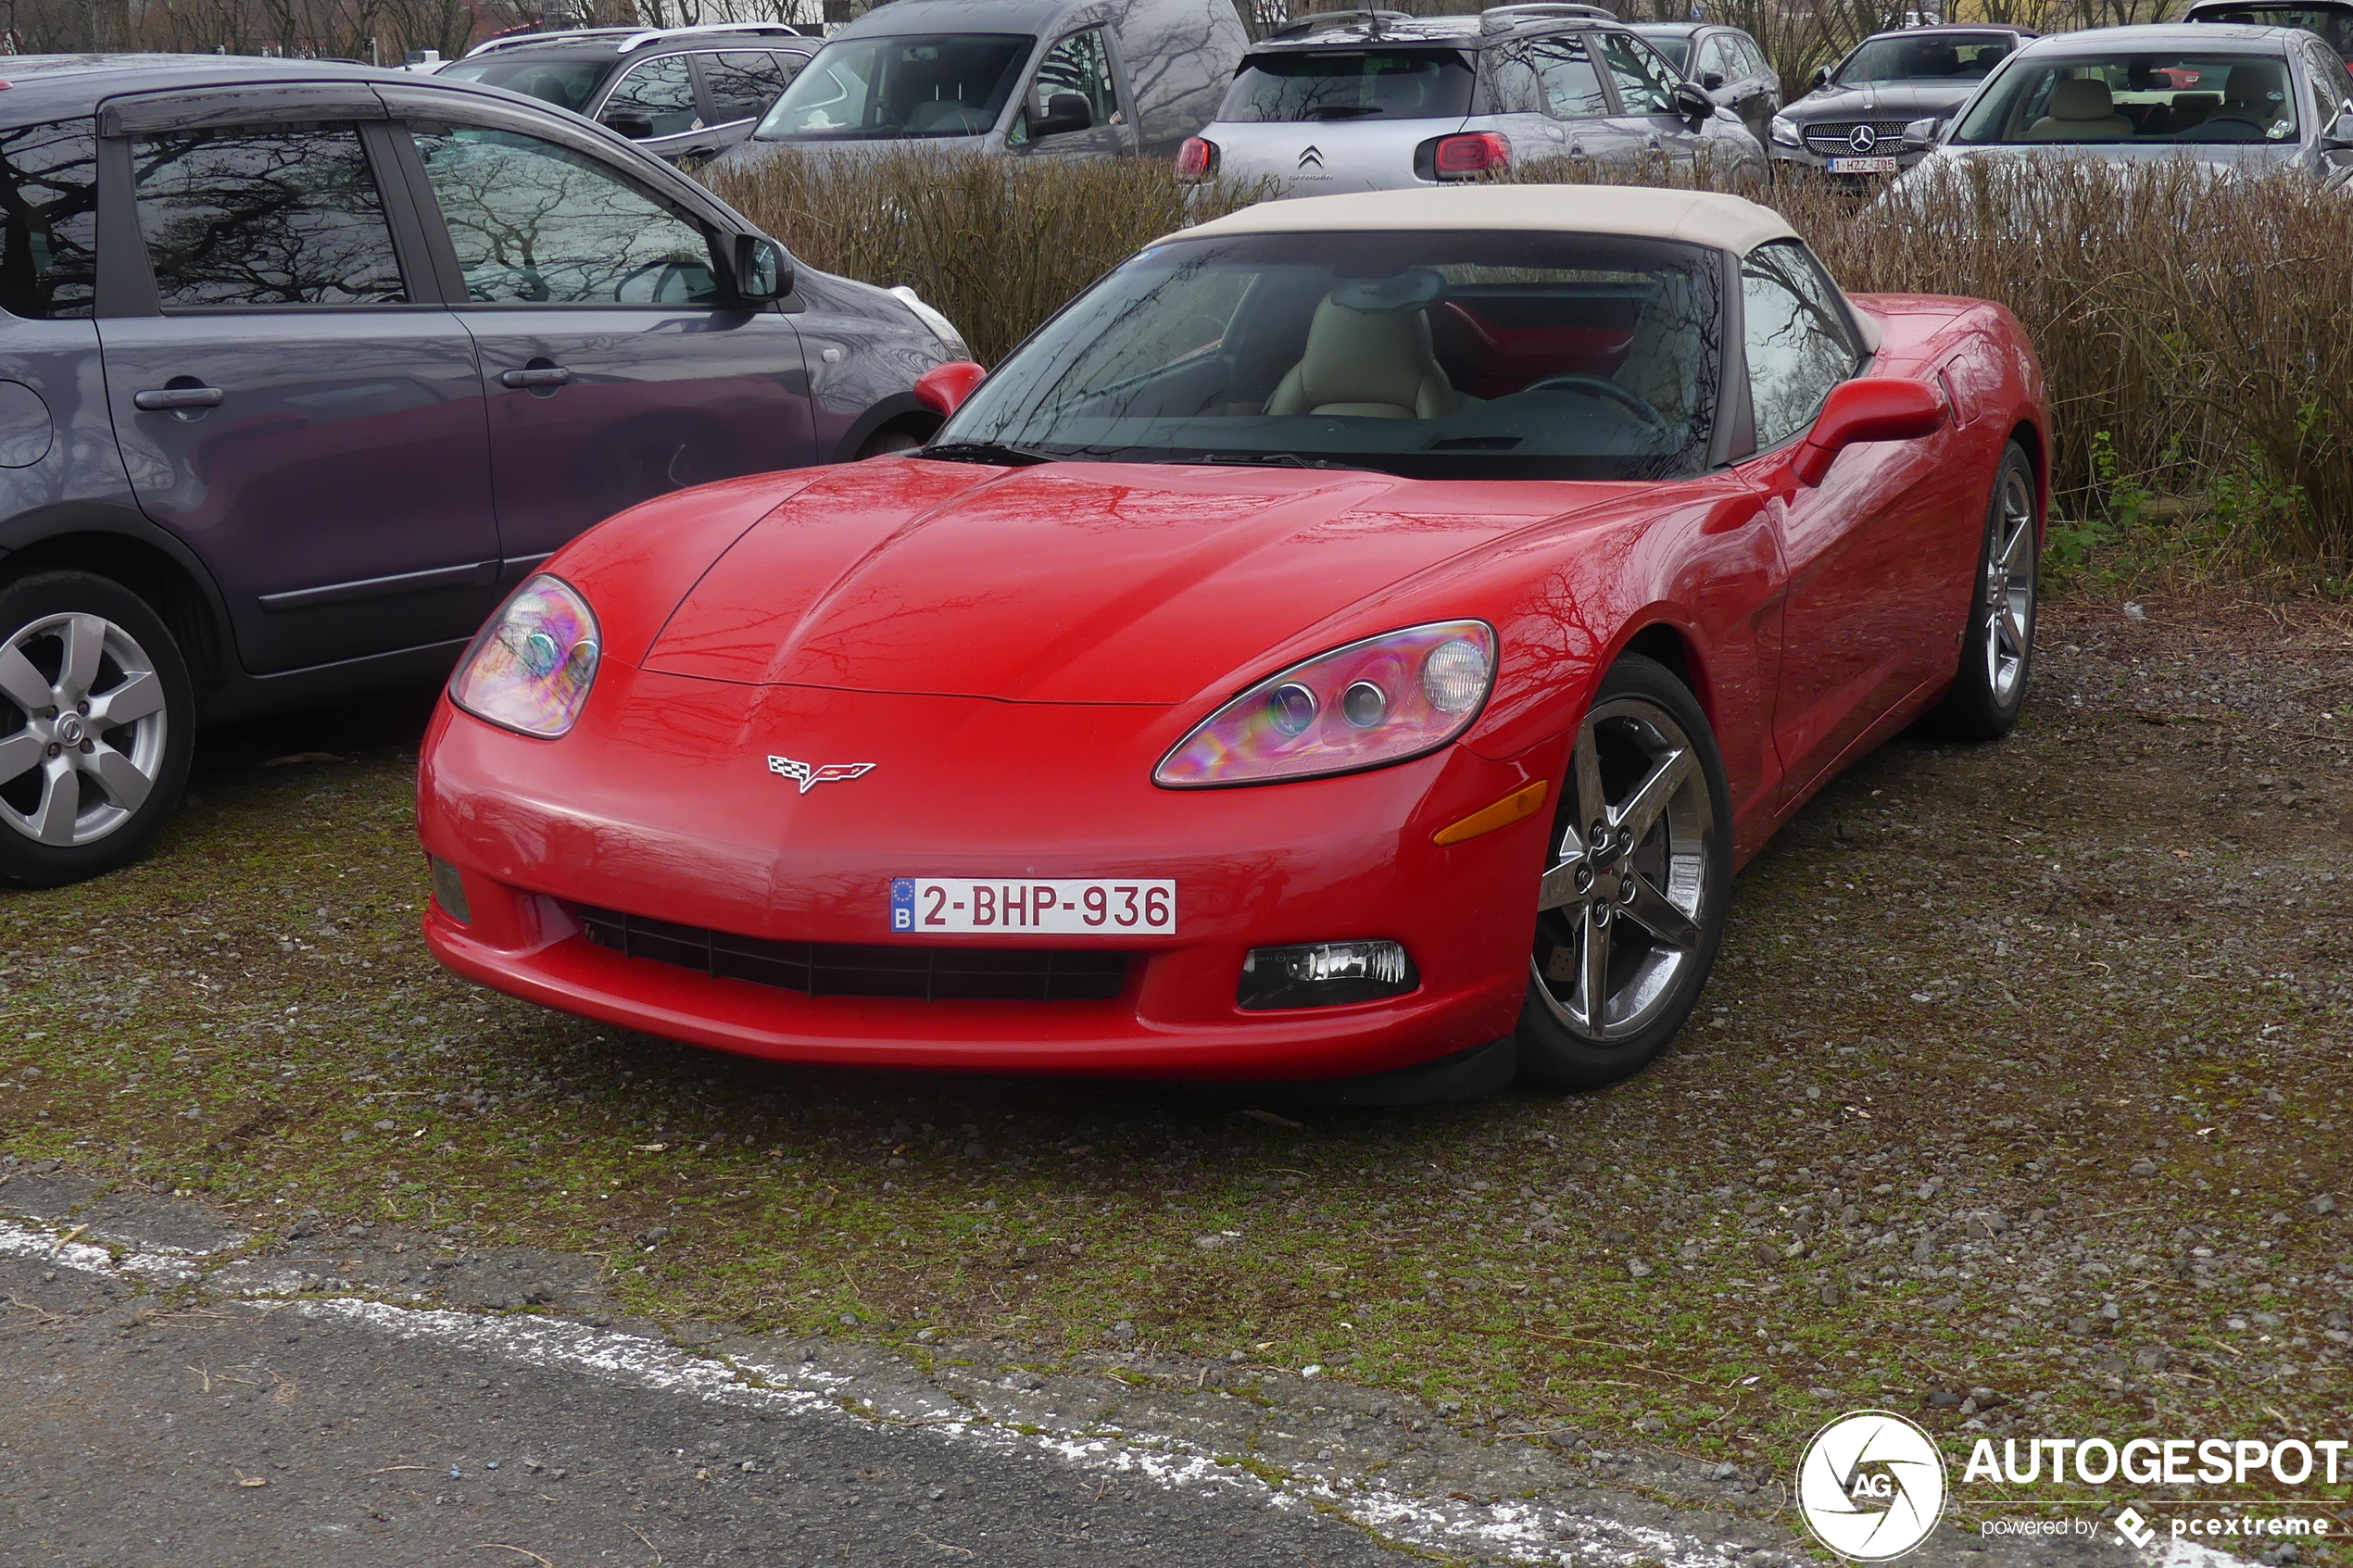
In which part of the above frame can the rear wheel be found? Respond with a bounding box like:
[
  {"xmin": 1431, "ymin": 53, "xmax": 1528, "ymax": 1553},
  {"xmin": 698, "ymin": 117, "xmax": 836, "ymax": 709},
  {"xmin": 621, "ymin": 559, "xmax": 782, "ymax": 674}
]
[
  {"xmin": 1930, "ymin": 441, "xmax": 2038, "ymax": 741},
  {"xmin": 1514, "ymin": 654, "xmax": 1731, "ymax": 1090},
  {"xmin": 0, "ymin": 570, "xmax": 194, "ymax": 887}
]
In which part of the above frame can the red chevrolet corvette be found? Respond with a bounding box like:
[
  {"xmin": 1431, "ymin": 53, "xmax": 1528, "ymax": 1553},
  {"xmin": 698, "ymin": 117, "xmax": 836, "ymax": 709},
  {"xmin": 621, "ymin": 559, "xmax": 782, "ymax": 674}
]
[{"xmin": 418, "ymin": 185, "xmax": 2045, "ymax": 1102}]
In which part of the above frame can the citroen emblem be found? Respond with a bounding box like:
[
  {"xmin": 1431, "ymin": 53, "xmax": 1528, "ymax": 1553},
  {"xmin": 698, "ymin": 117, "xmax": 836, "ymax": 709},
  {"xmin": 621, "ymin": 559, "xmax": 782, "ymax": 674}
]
[{"xmin": 1298, "ymin": 144, "xmax": 1325, "ymax": 170}]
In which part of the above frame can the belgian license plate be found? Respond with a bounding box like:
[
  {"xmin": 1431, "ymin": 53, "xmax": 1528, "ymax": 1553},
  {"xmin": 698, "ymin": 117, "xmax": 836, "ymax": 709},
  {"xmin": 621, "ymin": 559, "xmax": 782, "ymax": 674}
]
[
  {"xmin": 1827, "ymin": 156, "xmax": 1898, "ymax": 174},
  {"xmin": 890, "ymin": 877, "xmax": 1176, "ymax": 935}
]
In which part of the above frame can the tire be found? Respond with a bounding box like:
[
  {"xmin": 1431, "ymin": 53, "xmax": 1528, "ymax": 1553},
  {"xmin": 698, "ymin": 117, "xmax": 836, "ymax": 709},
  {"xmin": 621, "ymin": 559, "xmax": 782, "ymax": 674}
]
[
  {"xmin": 0, "ymin": 570, "xmax": 195, "ymax": 887},
  {"xmin": 856, "ymin": 423, "xmax": 930, "ymax": 458},
  {"xmin": 1514, "ymin": 653, "xmax": 1732, "ymax": 1091},
  {"xmin": 1929, "ymin": 440, "xmax": 2038, "ymax": 742}
]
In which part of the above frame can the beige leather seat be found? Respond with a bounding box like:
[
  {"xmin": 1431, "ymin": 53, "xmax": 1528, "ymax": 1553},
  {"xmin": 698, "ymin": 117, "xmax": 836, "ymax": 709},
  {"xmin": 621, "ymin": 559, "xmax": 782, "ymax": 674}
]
[
  {"xmin": 2213, "ymin": 63, "xmax": 2288, "ymax": 132},
  {"xmin": 2024, "ymin": 77, "xmax": 2133, "ymax": 141},
  {"xmin": 1266, "ymin": 295, "xmax": 1459, "ymax": 420}
]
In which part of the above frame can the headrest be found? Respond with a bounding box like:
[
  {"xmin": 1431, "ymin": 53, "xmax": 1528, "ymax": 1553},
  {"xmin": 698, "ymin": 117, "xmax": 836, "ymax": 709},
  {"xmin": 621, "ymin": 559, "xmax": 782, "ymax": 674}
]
[
  {"xmin": 1329, "ymin": 268, "xmax": 1447, "ymax": 313},
  {"xmin": 2047, "ymin": 77, "xmax": 2116, "ymax": 120},
  {"xmin": 2224, "ymin": 63, "xmax": 2284, "ymax": 107}
]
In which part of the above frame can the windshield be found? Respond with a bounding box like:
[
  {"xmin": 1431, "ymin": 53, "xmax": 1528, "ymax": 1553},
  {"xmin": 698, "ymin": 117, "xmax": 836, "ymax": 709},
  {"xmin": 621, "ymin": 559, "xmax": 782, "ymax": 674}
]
[
  {"xmin": 937, "ymin": 230, "xmax": 1725, "ymax": 482},
  {"xmin": 1833, "ymin": 32, "xmax": 2016, "ymax": 84},
  {"xmin": 437, "ymin": 56, "xmax": 608, "ymax": 110},
  {"xmin": 2194, "ymin": 5, "xmax": 2353, "ymax": 53},
  {"xmin": 1639, "ymin": 34, "xmax": 1692, "ymax": 69},
  {"xmin": 755, "ymin": 32, "xmax": 1032, "ymax": 139},
  {"xmin": 1217, "ymin": 48, "xmax": 1477, "ymax": 121},
  {"xmin": 1954, "ymin": 50, "xmax": 2301, "ymax": 143}
]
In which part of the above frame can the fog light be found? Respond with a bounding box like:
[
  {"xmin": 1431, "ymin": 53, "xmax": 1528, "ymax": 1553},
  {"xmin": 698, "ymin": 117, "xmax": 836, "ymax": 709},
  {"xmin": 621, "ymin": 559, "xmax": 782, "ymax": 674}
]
[
  {"xmin": 1237, "ymin": 940, "xmax": 1417, "ymax": 1010},
  {"xmin": 429, "ymin": 856, "xmax": 472, "ymax": 925}
]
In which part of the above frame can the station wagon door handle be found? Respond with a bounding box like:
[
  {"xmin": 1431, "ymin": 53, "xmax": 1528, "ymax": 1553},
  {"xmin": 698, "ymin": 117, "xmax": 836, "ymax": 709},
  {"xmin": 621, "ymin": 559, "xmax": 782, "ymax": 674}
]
[
  {"xmin": 499, "ymin": 366, "xmax": 574, "ymax": 389},
  {"xmin": 132, "ymin": 384, "xmax": 225, "ymax": 411}
]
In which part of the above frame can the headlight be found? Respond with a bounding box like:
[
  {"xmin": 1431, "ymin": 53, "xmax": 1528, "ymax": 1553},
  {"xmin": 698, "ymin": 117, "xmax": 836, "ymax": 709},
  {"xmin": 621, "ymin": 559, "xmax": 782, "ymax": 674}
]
[
  {"xmin": 448, "ymin": 574, "xmax": 601, "ymax": 738},
  {"xmin": 1769, "ymin": 114, "xmax": 1802, "ymax": 147},
  {"xmin": 888, "ymin": 285, "xmax": 971, "ymax": 362},
  {"xmin": 1154, "ymin": 621, "xmax": 1494, "ymax": 788}
]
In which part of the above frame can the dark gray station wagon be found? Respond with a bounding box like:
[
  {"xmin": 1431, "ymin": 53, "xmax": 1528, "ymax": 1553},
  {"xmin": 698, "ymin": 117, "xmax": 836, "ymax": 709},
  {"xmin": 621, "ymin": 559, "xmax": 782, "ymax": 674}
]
[{"xmin": 0, "ymin": 55, "xmax": 962, "ymax": 887}]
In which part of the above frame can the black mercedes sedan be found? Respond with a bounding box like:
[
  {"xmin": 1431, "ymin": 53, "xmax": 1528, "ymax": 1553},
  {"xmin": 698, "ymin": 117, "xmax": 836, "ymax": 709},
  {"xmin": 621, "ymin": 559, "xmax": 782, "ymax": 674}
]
[{"xmin": 1768, "ymin": 24, "xmax": 2035, "ymax": 175}]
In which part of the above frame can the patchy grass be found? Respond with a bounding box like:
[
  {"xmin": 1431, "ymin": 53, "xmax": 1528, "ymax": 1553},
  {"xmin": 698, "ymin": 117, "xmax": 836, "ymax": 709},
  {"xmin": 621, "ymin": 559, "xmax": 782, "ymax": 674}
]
[{"xmin": 5, "ymin": 596, "xmax": 2352, "ymax": 1544}]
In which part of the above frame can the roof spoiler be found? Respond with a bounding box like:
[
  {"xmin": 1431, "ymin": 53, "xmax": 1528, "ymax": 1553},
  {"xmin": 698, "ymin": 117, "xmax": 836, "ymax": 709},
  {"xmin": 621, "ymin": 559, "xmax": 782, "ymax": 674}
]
[
  {"xmin": 1478, "ymin": 2, "xmax": 1618, "ymax": 31},
  {"xmin": 462, "ymin": 19, "xmax": 804, "ymax": 58},
  {"xmin": 1264, "ymin": 8, "xmax": 1416, "ymax": 39}
]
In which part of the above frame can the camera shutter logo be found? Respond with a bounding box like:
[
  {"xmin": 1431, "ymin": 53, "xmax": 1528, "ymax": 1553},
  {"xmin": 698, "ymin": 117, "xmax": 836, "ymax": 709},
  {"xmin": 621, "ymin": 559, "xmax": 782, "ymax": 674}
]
[{"xmin": 1795, "ymin": 1410, "xmax": 1947, "ymax": 1561}]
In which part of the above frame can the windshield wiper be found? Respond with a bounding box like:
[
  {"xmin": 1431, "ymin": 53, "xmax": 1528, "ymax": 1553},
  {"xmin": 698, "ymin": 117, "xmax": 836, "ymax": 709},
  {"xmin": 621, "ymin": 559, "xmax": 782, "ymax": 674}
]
[
  {"xmin": 920, "ymin": 440, "xmax": 1055, "ymax": 467},
  {"xmin": 1165, "ymin": 451, "xmax": 1366, "ymax": 471}
]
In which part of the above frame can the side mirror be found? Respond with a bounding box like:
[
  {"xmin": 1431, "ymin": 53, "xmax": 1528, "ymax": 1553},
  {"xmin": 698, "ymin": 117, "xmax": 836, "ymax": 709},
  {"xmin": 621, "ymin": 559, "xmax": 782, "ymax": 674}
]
[
  {"xmin": 1901, "ymin": 115, "xmax": 1945, "ymax": 150},
  {"xmin": 601, "ymin": 112, "xmax": 655, "ymax": 140},
  {"xmin": 2325, "ymin": 106, "xmax": 2353, "ymax": 150},
  {"xmin": 1791, "ymin": 377, "xmax": 1946, "ymax": 486},
  {"xmin": 913, "ymin": 359, "xmax": 988, "ymax": 418},
  {"xmin": 733, "ymin": 234, "xmax": 792, "ymax": 303},
  {"xmin": 1700, "ymin": 69, "xmax": 1726, "ymax": 92},
  {"xmin": 1033, "ymin": 90, "xmax": 1094, "ymax": 137},
  {"xmin": 1809, "ymin": 66, "xmax": 1830, "ymax": 92},
  {"xmin": 1669, "ymin": 81, "xmax": 1714, "ymax": 122}
]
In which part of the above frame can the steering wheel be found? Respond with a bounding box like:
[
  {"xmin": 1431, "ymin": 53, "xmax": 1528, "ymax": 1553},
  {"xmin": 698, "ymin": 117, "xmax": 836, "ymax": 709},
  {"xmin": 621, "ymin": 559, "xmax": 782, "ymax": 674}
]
[{"xmin": 1520, "ymin": 373, "xmax": 1668, "ymax": 433}]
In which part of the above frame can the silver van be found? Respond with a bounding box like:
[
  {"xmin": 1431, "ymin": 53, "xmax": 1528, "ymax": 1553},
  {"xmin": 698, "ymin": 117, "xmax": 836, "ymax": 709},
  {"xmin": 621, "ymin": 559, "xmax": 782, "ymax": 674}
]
[
  {"xmin": 714, "ymin": 0, "xmax": 1248, "ymax": 165},
  {"xmin": 1186, "ymin": 5, "xmax": 1762, "ymax": 195}
]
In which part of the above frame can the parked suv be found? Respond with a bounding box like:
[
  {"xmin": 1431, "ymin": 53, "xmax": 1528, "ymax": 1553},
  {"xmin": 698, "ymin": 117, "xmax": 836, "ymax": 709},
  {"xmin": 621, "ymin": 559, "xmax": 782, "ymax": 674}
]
[
  {"xmin": 1629, "ymin": 20, "xmax": 1781, "ymax": 144},
  {"xmin": 1184, "ymin": 5, "xmax": 1762, "ymax": 197},
  {"xmin": 1768, "ymin": 24, "xmax": 2034, "ymax": 176},
  {"xmin": 0, "ymin": 54, "xmax": 965, "ymax": 887},
  {"xmin": 439, "ymin": 22, "xmax": 818, "ymax": 163}
]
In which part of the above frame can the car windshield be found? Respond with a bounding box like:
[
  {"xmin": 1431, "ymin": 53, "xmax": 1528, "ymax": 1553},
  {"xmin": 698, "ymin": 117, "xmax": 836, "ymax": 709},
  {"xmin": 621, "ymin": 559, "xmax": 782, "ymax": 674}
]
[
  {"xmin": 1639, "ymin": 34, "xmax": 1692, "ymax": 69},
  {"xmin": 755, "ymin": 32, "xmax": 1031, "ymax": 139},
  {"xmin": 1217, "ymin": 48, "xmax": 1477, "ymax": 121},
  {"xmin": 937, "ymin": 230, "xmax": 1725, "ymax": 482},
  {"xmin": 2194, "ymin": 4, "xmax": 2353, "ymax": 53},
  {"xmin": 1833, "ymin": 32, "xmax": 2015, "ymax": 84},
  {"xmin": 1953, "ymin": 49, "xmax": 2301, "ymax": 143},
  {"xmin": 437, "ymin": 56, "xmax": 608, "ymax": 110}
]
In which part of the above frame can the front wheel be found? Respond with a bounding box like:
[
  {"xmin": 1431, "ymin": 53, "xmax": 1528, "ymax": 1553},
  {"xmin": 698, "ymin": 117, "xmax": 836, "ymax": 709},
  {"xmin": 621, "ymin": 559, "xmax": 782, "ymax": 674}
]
[
  {"xmin": 0, "ymin": 570, "xmax": 195, "ymax": 887},
  {"xmin": 1514, "ymin": 653, "xmax": 1731, "ymax": 1090}
]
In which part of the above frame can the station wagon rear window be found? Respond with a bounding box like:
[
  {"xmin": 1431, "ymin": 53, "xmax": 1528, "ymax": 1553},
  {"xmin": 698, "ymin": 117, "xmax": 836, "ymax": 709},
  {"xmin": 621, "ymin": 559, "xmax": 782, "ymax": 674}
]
[{"xmin": 1217, "ymin": 49, "xmax": 1476, "ymax": 122}]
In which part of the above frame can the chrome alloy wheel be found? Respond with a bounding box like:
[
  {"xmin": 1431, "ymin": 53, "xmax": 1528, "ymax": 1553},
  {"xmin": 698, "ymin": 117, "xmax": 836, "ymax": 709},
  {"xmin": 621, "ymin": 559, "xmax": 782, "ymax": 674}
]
[
  {"xmin": 0, "ymin": 611, "xmax": 170, "ymax": 847},
  {"xmin": 1982, "ymin": 464, "xmax": 2036, "ymax": 706},
  {"xmin": 1529, "ymin": 696, "xmax": 1717, "ymax": 1042}
]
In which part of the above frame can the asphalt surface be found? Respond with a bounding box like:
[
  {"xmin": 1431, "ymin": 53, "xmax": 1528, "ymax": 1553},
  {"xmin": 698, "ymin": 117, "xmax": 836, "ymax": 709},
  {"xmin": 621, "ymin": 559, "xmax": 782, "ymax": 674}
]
[{"xmin": 0, "ymin": 1244, "xmax": 1388, "ymax": 1568}]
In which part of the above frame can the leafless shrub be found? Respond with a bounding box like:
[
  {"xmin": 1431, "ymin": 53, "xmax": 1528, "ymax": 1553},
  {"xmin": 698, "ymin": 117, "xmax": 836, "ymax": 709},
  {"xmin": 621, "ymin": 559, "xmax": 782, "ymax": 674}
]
[{"xmin": 704, "ymin": 147, "xmax": 1272, "ymax": 366}]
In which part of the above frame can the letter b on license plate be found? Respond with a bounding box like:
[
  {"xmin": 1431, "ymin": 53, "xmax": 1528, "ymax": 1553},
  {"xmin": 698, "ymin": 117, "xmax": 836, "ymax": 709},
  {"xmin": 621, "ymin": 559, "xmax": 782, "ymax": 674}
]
[{"xmin": 892, "ymin": 877, "xmax": 1176, "ymax": 935}]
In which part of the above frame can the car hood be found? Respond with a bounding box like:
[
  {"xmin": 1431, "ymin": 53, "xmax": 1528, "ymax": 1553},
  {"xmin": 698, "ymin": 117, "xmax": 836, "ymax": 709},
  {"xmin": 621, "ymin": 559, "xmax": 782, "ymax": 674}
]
[
  {"xmin": 637, "ymin": 458, "xmax": 1612, "ymax": 704},
  {"xmin": 1888, "ymin": 141, "xmax": 2304, "ymax": 196},
  {"xmin": 1786, "ymin": 82, "xmax": 1979, "ymax": 120}
]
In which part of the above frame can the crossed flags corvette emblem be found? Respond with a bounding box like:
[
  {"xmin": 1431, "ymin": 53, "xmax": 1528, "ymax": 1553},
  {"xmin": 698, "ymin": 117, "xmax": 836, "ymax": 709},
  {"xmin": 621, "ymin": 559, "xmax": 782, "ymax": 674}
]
[{"xmin": 767, "ymin": 755, "xmax": 875, "ymax": 793}]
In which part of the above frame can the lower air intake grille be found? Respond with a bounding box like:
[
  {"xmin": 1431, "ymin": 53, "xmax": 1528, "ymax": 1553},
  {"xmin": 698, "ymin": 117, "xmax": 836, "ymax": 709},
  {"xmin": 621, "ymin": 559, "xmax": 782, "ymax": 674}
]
[{"xmin": 573, "ymin": 906, "xmax": 1130, "ymax": 1002}]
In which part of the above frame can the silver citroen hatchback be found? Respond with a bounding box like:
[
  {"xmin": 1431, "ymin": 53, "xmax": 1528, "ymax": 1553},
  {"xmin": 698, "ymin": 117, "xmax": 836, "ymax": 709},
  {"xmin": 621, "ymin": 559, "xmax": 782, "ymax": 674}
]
[{"xmin": 1181, "ymin": 4, "xmax": 1763, "ymax": 195}]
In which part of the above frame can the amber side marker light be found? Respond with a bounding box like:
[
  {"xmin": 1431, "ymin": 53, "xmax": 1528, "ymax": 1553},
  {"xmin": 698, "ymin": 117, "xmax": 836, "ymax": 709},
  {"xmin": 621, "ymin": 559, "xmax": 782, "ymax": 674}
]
[{"xmin": 1432, "ymin": 779, "xmax": 1548, "ymax": 847}]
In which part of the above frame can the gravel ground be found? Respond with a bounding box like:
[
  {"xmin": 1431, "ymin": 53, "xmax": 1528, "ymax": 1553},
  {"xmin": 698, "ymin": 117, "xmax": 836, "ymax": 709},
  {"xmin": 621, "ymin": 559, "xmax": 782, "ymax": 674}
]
[{"xmin": 3, "ymin": 590, "xmax": 2349, "ymax": 1558}]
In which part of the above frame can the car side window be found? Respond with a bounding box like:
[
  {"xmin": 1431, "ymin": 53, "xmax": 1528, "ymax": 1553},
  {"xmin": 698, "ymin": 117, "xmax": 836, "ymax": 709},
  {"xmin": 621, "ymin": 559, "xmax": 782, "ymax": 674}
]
[
  {"xmin": 1695, "ymin": 36, "xmax": 1730, "ymax": 81},
  {"xmin": 600, "ymin": 54, "xmax": 700, "ymax": 137},
  {"xmin": 1742, "ymin": 239, "xmax": 1858, "ymax": 449},
  {"xmin": 1027, "ymin": 28, "xmax": 1121, "ymax": 132},
  {"xmin": 1597, "ymin": 31, "xmax": 1676, "ymax": 113},
  {"xmin": 0, "ymin": 119, "xmax": 98, "ymax": 320},
  {"xmin": 1484, "ymin": 35, "xmax": 1610, "ymax": 117},
  {"xmin": 703, "ymin": 50, "xmax": 798, "ymax": 122},
  {"xmin": 411, "ymin": 126, "xmax": 725, "ymax": 307},
  {"xmin": 1741, "ymin": 38, "xmax": 1772, "ymax": 78},
  {"xmin": 133, "ymin": 123, "xmax": 407, "ymax": 309},
  {"xmin": 2309, "ymin": 43, "xmax": 2347, "ymax": 119}
]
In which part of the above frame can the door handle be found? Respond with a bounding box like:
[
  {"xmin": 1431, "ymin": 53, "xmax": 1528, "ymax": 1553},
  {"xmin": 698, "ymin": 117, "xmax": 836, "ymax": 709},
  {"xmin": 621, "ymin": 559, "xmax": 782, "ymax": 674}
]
[
  {"xmin": 499, "ymin": 366, "xmax": 574, "ymax": 389},
  {"xmin": 132, "ymin": 385, "xmax": 224, "ymax": 411},
  {"xmin": 681, "ymin": 144, "xmax": 720, "ymax": 160}
]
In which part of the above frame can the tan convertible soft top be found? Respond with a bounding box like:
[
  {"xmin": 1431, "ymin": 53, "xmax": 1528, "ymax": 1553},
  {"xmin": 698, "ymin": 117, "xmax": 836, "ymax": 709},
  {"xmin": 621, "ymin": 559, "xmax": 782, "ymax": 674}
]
[
  {"xmin": 1160, "ymin": 183, "xmax": 1885, "ymax": 353},
  {"xmin": 1164, "ymin": 184, "xmax": 1800, "ymax": 257}
]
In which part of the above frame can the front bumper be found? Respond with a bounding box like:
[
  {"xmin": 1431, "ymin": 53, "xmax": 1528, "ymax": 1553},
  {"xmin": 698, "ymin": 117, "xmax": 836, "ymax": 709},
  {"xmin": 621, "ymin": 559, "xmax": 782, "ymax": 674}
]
[{"xmin": 418, "ymin": 666, "xmax": 1565, "ymax": 1081}]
